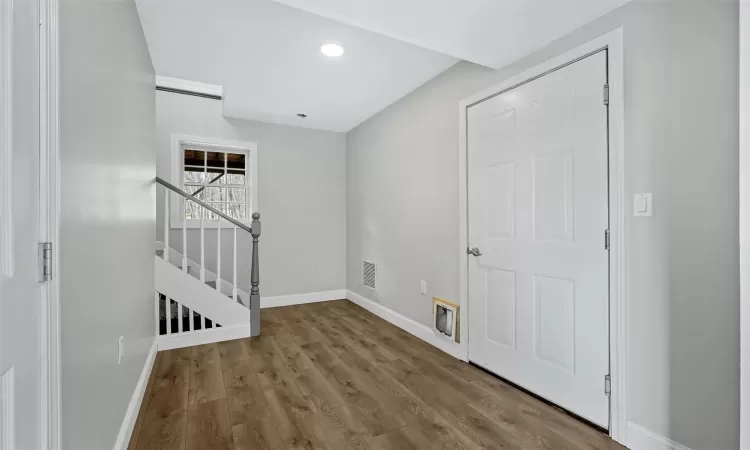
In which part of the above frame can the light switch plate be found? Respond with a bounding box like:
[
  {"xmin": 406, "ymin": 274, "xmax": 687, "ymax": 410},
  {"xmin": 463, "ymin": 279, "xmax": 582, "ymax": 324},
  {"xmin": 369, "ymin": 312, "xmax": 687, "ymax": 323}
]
[
  {"xmin": 634, "ymin": 193, "xmax": 652, "ymax": 217},
  {"xmin": 420, "ymin": 281, "xmax": 427, "ymax": 295}
]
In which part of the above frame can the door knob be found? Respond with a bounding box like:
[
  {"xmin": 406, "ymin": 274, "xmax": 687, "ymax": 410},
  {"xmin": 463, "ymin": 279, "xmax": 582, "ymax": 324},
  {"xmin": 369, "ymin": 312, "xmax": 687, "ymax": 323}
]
[{"xmin": 467, "ymin": 247, "xmax": 482, "ymax": 257}]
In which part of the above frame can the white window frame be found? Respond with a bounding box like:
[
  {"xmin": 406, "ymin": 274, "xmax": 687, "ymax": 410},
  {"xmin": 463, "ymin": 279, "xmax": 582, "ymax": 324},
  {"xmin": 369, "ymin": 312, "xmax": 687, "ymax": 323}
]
[{"xmin": 170, "ymin": 134, "xmax": 258, "ymax": 229}]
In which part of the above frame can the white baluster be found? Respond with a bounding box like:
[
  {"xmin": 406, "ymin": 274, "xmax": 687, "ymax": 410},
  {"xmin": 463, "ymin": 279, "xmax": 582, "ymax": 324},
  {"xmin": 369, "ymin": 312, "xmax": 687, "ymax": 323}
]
[
  {"xmin": 178, "ymin": 303, "xmax": 183, "ymax": 333},
  {"xmin": 154, "ymin": 292, "xmax": 160, "ymax": 336},
  {"xmin": 232, "ymin": 225, "xmax": 238, "ymax": 304},
  {"xmin": 182, "ymin": 198, "xmax": 188, "ymax": 273},
  {"xmin": 163, "ymin": 189, "xmax": 169, "ymax": 262},
  {"xmin": 216, "ymin": 220, "xmax": 221, "ymax": 292},
  {"xmin": 203, "ymin": 313, "xmax": 207, "ymax": 330},
  {"xmin": 200, "ymin": 206, "xmax": 205, "ymax": 282},
  {"xmin": 166, "ymin": 298, "xmax": 172, "ymax": 335},
  {"xmin": 191, "ymin": 310, "xmax": 195, "ymax": 332}
]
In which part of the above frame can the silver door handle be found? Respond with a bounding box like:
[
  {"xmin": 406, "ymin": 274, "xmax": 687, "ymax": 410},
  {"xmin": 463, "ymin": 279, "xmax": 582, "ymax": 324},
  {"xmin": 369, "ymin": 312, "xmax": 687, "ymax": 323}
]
[{"xmin": 467, "ymin": 247, "xmax": 482, "ymax": 257}]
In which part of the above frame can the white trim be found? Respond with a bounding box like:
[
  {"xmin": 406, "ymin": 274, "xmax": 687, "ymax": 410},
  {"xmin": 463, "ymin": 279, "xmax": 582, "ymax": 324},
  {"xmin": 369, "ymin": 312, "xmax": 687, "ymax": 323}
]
[
  {"xmin": 156, "ymin": 324, "xmax": 251, "ymax": 351},
  {"xmin": 155, "ymin": 75, "xmax": 223, "ymax": 98},
  {"xmin": 169, "ymin": 134, "xmax": 259, "ymax": 229},
  {"xmin": 605, "ymin": 28, "xmax": 627, "ymax": 444},
  {"xmin": 457, "ymin": 28, "xmax": 626, "ymax": 443},
  {"xmin": 625, "ymin": 422, "xmax": 693, "ymax": 450},
  {"xmin": 741, "ymin": 2, "xmax": 750, "ymax": 447},
  {"xmin": 1, "ymin": 367, "xmax": 15, "ymax": 450},
  {"xmin": 346, "ymin": 290, "xmax": 464, "ymax": 360},
  {"xmin": 112, "ymin": 340, "xmax": 157, "ymax": 450},
  {"xmin": 457, "ymin": 58, "xmax": 469, "ymax": 359},
  {"xmin": 0, "ymin": 0, "xmax": 13, "ymax": 277},
  {"xmin": 261, "ymin": 289, "xmax": 347, "ymax": 309},
  {"xmin": 39, "ymin": 0, "xmax": 61, "ymax": 447}
]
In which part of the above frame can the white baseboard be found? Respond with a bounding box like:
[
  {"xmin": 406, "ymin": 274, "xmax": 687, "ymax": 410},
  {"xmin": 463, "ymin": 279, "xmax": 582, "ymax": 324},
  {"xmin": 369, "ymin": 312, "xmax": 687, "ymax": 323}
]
[
  {"xmin": 345, "ymin": 290, "xmax": 465, "ymax": 360},
  {"xmin": 261, "ymin": 289, "xmax": 347, "ymax": 309},
  {"xmin": 112, "ymin": 339, "xmax": 158, "ymax": 450},
  {"xmin": 156, "ymin": 324, "xmax": 252, "ymax": 351},
  {"xmin": 626, "ymin": 422, "xmax": 693, "ymax": 450}
]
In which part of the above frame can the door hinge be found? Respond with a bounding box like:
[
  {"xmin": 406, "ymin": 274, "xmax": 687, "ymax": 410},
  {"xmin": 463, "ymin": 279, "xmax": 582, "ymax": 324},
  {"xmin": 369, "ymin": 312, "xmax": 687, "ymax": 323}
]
[
  {"xmin": 604, "ymin": 375, "xmax": 611, "ymax": 396},
  {"xmin": 39, "ymin": 242, "xmax": 52, "ymax": 282},
  {"xmin": 604, "ymin": 229, "xmax": 610, "ymax": 250},
  {"xmin": 603, "ymin": 84, "xmax": 610, "ymax": 105}
]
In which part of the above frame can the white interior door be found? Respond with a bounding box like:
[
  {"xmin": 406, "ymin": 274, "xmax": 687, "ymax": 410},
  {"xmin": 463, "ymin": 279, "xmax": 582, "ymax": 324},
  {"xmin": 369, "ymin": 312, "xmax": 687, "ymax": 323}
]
[
  {"xmin": 467, "ymin": 51, "xmax": 610, "ymax": 427},
  {"xmin": 0, "ymin": 0, "xmax": 43, "ymax": 447}
]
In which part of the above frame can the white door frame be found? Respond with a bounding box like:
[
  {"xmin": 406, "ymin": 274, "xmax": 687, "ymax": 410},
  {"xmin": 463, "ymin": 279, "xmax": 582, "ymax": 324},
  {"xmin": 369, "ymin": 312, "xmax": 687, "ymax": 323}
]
[
  {"xmin": 740, "ymin": 2, "xmax": 750, "ymax": 448},
  {"xmin": 457, "ymin": 28, "xmax": 626, "ymax": 444},
  {"xmin": 39, "ymin": 0, "xmax": 61, "ymax": 447}
]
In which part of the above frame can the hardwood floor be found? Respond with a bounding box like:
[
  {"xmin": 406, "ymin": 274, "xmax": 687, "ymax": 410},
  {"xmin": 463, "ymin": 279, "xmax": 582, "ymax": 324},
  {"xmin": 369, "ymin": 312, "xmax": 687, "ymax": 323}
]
[{"xmin": 129, "ymin": 300, "xmax": 626, "ymax": 450}]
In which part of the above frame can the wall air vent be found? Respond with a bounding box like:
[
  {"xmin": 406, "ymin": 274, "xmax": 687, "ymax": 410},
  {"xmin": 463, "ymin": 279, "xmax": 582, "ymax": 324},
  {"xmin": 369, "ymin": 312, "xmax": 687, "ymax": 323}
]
[{"xmin": 363, "ymin": 260, "xmax": 376, "ymax": 289}]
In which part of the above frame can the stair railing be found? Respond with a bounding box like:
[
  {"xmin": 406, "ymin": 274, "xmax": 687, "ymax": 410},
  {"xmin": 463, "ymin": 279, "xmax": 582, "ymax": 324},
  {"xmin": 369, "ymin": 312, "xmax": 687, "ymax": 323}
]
[{"xmin": 155, "ymin": 177, "xmax": 261, "ymax": 336}]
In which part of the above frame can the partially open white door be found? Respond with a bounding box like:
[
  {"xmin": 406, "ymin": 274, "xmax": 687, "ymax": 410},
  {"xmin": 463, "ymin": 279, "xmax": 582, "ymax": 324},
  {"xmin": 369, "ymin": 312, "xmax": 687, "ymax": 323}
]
[
  {"xmin": 0, "ymin": 0, "xmax": 43, "ymax": 446},
  {"xmin": 467, "ymin": 51, "xmax": 610, "ymax": 427}
]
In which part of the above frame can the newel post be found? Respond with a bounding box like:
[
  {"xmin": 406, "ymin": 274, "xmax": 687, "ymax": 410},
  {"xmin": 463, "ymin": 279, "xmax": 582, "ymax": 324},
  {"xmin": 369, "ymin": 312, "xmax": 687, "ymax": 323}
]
[{"xmin": 250, "ymin": 212, "xmax": 261, "ymax": 336}]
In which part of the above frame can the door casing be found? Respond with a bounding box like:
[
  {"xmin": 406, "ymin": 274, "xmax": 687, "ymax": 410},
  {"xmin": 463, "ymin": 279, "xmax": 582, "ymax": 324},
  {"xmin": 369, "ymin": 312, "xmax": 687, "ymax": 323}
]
[
  {"xmin": 457, "ymin": 28, "xmax": 625, "ymax": 444},
  {"xmin": 0, "ymin": 0, "xmax": 59, "ymax": 446},
  {"xmin": 39, "ymin": 0, "xmax": 61, "ymax": 447}
]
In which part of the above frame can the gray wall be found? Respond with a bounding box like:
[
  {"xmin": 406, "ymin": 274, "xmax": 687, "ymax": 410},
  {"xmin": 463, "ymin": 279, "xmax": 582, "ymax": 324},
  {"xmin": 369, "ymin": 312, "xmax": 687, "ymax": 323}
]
[
  {"xmin": 59, "ymin": 0, "xmax": 156, "ymax": 448},
  {"xmin": 156, "ymin": 91, "xmax": 347, "ymax": 297},
  {"xmin": 346, "ymin": 1, "xmax": 739, "ymax": 448}
]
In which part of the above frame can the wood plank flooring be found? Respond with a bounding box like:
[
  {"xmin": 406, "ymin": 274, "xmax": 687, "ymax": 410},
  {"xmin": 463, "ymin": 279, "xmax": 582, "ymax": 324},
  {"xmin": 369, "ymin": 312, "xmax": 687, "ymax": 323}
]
[{"xmin": 129, "ymin": 300, "xmax": 626, "ymax": 450}]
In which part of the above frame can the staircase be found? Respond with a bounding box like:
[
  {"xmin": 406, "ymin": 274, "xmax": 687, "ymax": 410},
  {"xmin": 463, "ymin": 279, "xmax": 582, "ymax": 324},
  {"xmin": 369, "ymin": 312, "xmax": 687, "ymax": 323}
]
[{"xmin": 154, "ymin": 177, "xmax": 261, "ymax": 349}]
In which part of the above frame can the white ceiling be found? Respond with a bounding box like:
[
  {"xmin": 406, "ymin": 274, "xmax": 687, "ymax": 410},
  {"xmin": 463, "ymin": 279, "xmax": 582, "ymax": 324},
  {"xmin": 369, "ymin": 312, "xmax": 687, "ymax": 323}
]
[
  {"xmin": 137, "ymin": 0, "xmax": 633, "ymax": 132},
  {"xmin": 136, "ymin": 0, "xmax": 458, "ymax": 132},
  {"xmin": 271, "ymin": 0, "xmax": 632, "ymax": 69}
]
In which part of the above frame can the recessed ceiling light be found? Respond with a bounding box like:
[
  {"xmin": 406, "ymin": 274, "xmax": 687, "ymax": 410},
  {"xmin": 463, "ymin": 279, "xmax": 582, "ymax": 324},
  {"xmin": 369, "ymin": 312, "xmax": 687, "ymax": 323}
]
[
  {"xmin": 320, "ymin": 43, "xmax": 344, "ymax": 58},
  {"xmin": 297, "ymin": 113, "xmax": 307, "ymax": 118}
]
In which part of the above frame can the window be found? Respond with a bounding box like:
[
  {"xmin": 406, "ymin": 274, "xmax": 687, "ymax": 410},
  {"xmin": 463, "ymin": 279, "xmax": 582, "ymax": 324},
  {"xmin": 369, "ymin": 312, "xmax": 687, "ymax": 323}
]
[{"xmin": 170, "ymin": 135, "xmax": 258, "ymax": 228}]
